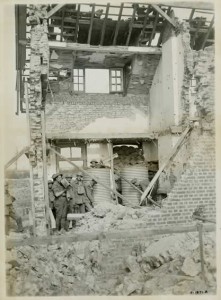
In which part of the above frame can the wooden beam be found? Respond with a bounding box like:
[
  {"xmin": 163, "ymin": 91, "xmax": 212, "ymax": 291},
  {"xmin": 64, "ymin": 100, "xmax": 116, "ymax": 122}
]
[
  {"xmin": 47, "ymin": 4, "xmax": 65, "ymax": 19},
  {"xmin": 49, "ymin": 41, "xmax": 162, "ymax": 54},
  {"xmin": 87, "ymin": 4, "xmax": 95, "ymax": 44},
  {"xmin": 126, "ymin": 4, "xmax": 136, "ymax": 46},
  {"xmin": 74, "ymin": 4, "xmax": 81, "ymax": 43},
  {"xmin": 189, "ymin": 8, "xmax": 195, "ymax": 21},
  {"xmin": 151, "ymin": 4, "xmax": 176, "ymax": 27},
  {"xmin": 100, "ymin": 2, "xmax": 110, "ymax": 45},
  {"xmin": 157, "ymin": 6, "xmax": 171, "ymax": 46},
  {"xmin": 60, "ymin": 7, "xmax": 65, "ymax": 42},
  {"xmin": 148, "ymin": 11, "xmax": 159, "ymax": 46},
  {"xmin": 152, "ymin": 2, "xmax": 214, "ymax": 11},
  {"xmin": 49, "ymin": 146, "xmax": 129, "ymax": 205},
  {"xmin": 113, "ymin": 3, "xmax": 124, "ymax": 46},
  {"xmin": 4, "ymin": 146, "xmax": 30, "ymax": 170},
  {"xmin": 201, "ymin": 15, "xmax": 214, "ymax": 49},
  {"xmin": 108, "ymin": 142, "xmax": 118, "ymax": 204},
  {"xmin": 140, "ymin": 126, "xmax": 192, "ymax": 203}
]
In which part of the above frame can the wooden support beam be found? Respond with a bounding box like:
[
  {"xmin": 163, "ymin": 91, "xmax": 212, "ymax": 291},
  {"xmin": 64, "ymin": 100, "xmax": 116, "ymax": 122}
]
[
  {"xmin": 153, "ymin": 2, "xmax": 214, "ymax": 11},
  {"xmin": 100, "ymin": 2, "xmax": 110, "ymax": 45},
  {"xmin": 151, "ymin": 4, "xmax": 176, "ymax": 27},
  {"xmin": 201, "ymin": 15, "xmax": 214, "ymax": 49},
  {"xmin": 189, "ymin": 8, "xmax": 195, "ymax": 21},
  {"xmin": 157, "ymin": 6, "xmax": 171, "ymax": 46},
  {"xmin": 4, "ymin": 146, "xmax": 30, "ymax": 170},
  {"xmin": 148, "ymin": 10, "xmax": 159, "ymax": 46},
  {"xmin": 47, "ymin": 4, "xmax": 65, "ymax": 19},
  {"xmin": 140, "ymin": 126, "xmax": 192, "ymax": 203},
  {"xmin": 60, "ymin": 7, "xmax": 65, "ymax": 42},
  {"xmin": 126, "ymin": 4, "xmax": 136, "ymax": 46},
  {"xmin": 108, "ymin": 142, "xmax": 118, "ymax": 204},
  {"xmin": 74, "ymin": 4, "xmax": 81, "ymax": 43},
  {"xmin": 49, "ymin": 146, "xmax": 130, "ymax": 205},
  {"xmin": 49, "ymin": 41, "xmax": 162, "ymax": 54},
  {"xmin": 113, "ymin": 3, "xmax": 124, "ymax": 46},
  {"xmin": 87, "ymin": 4, "xmax": 95, "ymax": 44}
]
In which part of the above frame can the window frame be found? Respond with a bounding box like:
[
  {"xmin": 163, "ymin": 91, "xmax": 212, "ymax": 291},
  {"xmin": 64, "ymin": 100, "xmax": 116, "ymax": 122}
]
[
  {"xmin": 72, "ymin": 68, "xmax": 85, "ymax": 93},
  {"xmin": 109, "ymin": 68, "xmax": 124, "ymax": 94}
]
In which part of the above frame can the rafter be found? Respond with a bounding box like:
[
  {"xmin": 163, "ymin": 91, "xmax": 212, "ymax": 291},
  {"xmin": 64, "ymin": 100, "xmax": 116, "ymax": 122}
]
[
  {"xmin": 201, "ymin": 15, "xmax": 214, "ymax": 49},
  {"xmin": 151, "ymin": 4, "xmax": 176, "ymax": 27},
  {"xmin": 47, "ymin": 4, "xmax": 65, "ymax": 19}
]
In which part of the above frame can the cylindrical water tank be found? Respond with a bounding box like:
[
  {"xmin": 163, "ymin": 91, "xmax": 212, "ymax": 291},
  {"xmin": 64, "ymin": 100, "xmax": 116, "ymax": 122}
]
[
  {"xmin": 121, "ymin": 165, "xmax": 149, "ymax": 207},
  {"xmin": 83, "ymin": 168, "xmax": 112, "ymax": 205}
]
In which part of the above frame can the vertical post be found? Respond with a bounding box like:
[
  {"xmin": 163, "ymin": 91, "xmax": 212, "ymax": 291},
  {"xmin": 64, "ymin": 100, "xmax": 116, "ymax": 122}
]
[
  {"xmin": 100, "ymin": 3, "xmax": 110, "ymax": 45},
  {"xmin": 41, "ymin": 111, "xmax": 50, "ymax": 235},
  {"xmin": 108, "ymin": 141, "xmax": 118, "ymax": 204},
  {"xmin": 197, "ymin": 222, "xmax": 206, "ymax": 282},
  {"xmin": 126, "ymin": 5, "xmax": 136, "ymax": 46},
  {"xmin": 87, "ymin": 4, "xmax": 95, "ymax": 44}
]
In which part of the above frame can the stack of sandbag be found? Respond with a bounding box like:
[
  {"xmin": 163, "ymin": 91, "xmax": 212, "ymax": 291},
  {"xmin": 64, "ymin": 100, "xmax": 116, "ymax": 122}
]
[{"xmin": 113, "ymin": 146, "xmax": 145, "ymax": 170}]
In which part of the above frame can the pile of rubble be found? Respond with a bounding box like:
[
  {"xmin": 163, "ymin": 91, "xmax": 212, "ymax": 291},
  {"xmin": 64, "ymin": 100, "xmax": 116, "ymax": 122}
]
[
  {"xmin": 6, "ymin": 230, "xmax": 216, "ymax": 296},
  {"xmin": 113, "ymin": 146, "xmax": 145, "ymax": 169},
  {"xmin": 114, "ymin": 232, "xmax": 216, "ymax": 295},
  {"xmin": 74, "ymin": 202, "xmax": 160, "ymax": 233}
]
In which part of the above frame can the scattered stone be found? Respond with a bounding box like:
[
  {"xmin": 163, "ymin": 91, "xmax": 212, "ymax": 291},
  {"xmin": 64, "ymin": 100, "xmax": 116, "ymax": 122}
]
[{"xmin": 181, "ymin": 257, "xmax": 201, "ymax": 277}]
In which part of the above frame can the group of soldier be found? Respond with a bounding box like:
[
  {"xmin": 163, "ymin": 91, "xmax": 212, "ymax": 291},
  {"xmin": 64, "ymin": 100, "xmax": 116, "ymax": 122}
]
[{"xmin": 48, "ymin": 168, "xmax": 97, "ymax": 233}]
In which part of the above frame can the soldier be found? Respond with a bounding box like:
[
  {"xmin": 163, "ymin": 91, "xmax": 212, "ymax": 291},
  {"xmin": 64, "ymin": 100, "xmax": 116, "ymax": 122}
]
[
  {"xmin": 52, "ymin": 173, "xmax": 68, "ymax": 232},
  {"xmin": 5, "ymin": 181, "xmax": 23, "ymax": 235},
  {"xmin": 84, "ymin": 179, "xmax": 97, "ymax": 211},
  {"xmin": 48, "ymin": 180, "xmax": 56, "ymax": 218},
  {"xmin": 90, "ymin": 159, "xmax": 99, "ymax": 168},
  {"xmin": 71, "ymin": 172, "xmax": 88, "ymax": 213}
]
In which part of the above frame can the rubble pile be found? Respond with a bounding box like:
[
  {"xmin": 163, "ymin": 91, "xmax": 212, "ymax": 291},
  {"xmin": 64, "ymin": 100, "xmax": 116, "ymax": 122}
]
[
  {"xmin": 113, "ymin": 146, "xmax": 145, "ymax": 170},
  {"xmin": 114, "ymin": 232, "xmax": 216, "ymax": 295},
  {"xmin": 6, "ymin": 231, "xmax": 216, "ymax": 296},
  {"xmin": 74, "ymin": 203, "xmax": 160, "ymax": 233}
]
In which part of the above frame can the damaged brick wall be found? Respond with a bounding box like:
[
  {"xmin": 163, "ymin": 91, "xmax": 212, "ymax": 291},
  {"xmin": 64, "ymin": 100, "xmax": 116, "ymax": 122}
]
[
  {"xmin": 45, "ymin": 93, "xmax": 149, "ymax": 138},
  {"xmin": 127, "ymin": 54, "xmax": 161, "ymax": 95},
  {"xmin": 28, "ymin": 5, "xmax": 49, "ymax": 236},
  {"xmin": 180, "ymin": 22, "xmax": 215, "ymax": 127}
]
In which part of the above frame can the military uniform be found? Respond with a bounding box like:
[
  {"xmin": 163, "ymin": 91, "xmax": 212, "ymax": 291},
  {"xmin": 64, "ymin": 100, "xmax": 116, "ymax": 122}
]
[
  {"xmin": 52, "ymin": 179, "xmax": 67, "ymax": 231},
  {"xmin": 5, "ymin": 190, "xmax": 23, "ymax": 235},
  {"xmin": 84, "ymin": 180, "xmax": 97, "ymax": 211},
  {"xmin": 71, "ymin": 180, "xmax": 87, "ymax": 213}
]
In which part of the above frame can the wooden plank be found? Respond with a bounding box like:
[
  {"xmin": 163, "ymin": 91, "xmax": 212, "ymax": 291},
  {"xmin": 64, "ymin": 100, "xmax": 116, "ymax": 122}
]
[
  {"xmin": 201, "ymin": 15, "xmax": 214, "ymax": 49},
  {"xmin": 49, "ymin": 146, "xmax": 129, "ymax": 204},
  {"xmin": 6, "ymin": 224, "xmax": 215, "ymax": 249},
  {"xmin": 140, "ymin": 126, "xmax": 192, "ymax": 203},
  {"xmin": 148, "ymin": 11, "xmax": 159, "ymax": 46},
  {"xmin": 157, "ymin": 6, "xmax": 171, "ymax": 46},
  {"xmin": 87, "ymin": 4, "xmax": 95, "ymax": 44},
  {"xmin": 151, "ymin": 4, "xmax": 176, "ymax": 27},
  {"xmin": 47, "ymin": 4, "xmax": 66, "ymax": 19},
  {"xmin": 152, "ymin": 2, "xmax": 214, "ymax": 11},
  {"xmin": 41, "ymin": 111, "xmax": 51, "ymax": 235},
  {"xmin": 49, "ymin": 41, "xmax": 162, "ymax": 54},
  {"xmin": 74, "ymin": 4, "xmax": 81, "ymax": 43},
  {"xmin": 189, "ymin": 8, "xmax": 195, "ymax": 21},
  {"xmin": 4, "ymin": 146, "xmax": 30, "ymax": 170},
  {"xmin": 60, "ymin": 7, "xmax": 65, "ymax": 42},
  {"xmin": 126, "ymin": 4, "xmax": 136, "ymax": 46},
  {"xmin": 108, "ymin": 142, "xmax": 118, "ymax": 203},
  {"xmin": 100, "ymin": 2, "xmax": 110, "ymax": 45},
  {"xmin": 113, "ymin": 3, "xmax": 124, "ymax": 46}
]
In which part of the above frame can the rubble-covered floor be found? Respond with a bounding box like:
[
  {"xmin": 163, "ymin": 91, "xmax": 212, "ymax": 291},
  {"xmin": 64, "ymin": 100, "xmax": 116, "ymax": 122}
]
[{"xmin": 6, "ymin": 204, "xmax": 216, "ymax": 296}]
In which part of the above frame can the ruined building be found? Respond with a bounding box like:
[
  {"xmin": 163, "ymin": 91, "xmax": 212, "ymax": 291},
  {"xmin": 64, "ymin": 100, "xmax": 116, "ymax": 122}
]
[{"xmin": 6, "ymin": 1, "xmax": 216, "ymax": 296}]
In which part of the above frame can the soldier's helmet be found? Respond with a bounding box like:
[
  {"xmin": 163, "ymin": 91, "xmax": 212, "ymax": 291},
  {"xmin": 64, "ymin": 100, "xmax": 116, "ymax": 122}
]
[
  {"xmin": 48, "ymin": 180, "xmax": 53, "ymax": 184},
  {"xmin": 52, "ymin": 173, "xmax": 62, "ymax": 180},
  {"xmin": 90, "ymin": 159, "xmax": 98, "ymax": 163},
  {"xmin": 76, "ymin": 171, "xmax": 83, "ymax": 177}
]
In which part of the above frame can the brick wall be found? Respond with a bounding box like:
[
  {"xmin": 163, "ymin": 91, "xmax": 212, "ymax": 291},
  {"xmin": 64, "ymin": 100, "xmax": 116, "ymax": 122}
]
[{"xmin": 46, "ymin": 93, "xmax": 149, "ymax": 138}]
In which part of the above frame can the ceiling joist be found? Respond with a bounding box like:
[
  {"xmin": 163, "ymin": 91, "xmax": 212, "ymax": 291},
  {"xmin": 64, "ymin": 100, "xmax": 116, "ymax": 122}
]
[{"xmin": 151, "ymin": 4, "xmax": 177, "ymax": 28}]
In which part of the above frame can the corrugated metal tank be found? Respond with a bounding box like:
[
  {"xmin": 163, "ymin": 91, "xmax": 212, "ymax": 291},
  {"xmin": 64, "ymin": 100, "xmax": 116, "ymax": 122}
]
[
  {"xmin": 121, "ymin": 165, "xmax": 149, "ymax": 207},
  {"xmin": 84, "ymin": 168, "xmax": 112, "ymax": 205}
]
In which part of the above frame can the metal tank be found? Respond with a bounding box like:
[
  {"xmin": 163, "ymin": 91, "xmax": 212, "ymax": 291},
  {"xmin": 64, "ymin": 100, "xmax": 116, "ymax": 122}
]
[
  {"xmin": 84, "ymin": 168, "xmax": 112, "ymax": 205},
  {"xmin": 121, "ymin": 165, "xmax": 149, "ymax": 207}
]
